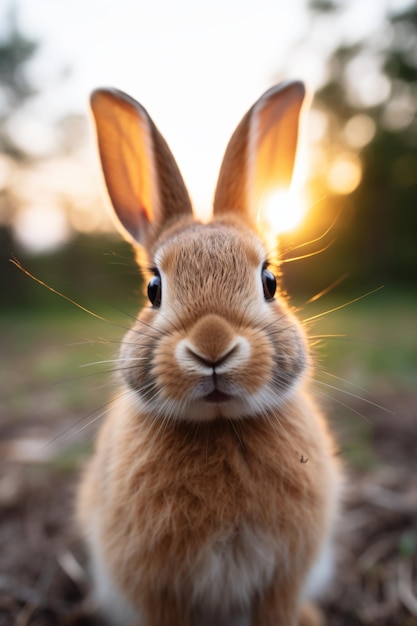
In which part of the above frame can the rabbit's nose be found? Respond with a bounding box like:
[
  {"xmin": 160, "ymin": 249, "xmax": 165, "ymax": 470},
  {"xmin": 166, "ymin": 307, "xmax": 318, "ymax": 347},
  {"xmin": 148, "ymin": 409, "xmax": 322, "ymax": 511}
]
[
  {"xmin": 176, "ymin": 314, "xmax": 250, "ymax": 374},
  {"xmin": 184, "ymin": 344, "xmax": 238, "ymax": 371},
  {"xmin": 187, "ymin": 314, "xmax": 234, "ymax": 364}
]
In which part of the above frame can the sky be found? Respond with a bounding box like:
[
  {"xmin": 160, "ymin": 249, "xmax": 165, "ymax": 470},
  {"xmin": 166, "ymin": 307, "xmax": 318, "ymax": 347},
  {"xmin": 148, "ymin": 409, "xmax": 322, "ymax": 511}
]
[
  {"xmin": 1, "ymin": 0, "xmax": 413, "ymax": 250},
  {"xmin": 13, "ymin": 0, "xmax": 311, "ymax": 217}
]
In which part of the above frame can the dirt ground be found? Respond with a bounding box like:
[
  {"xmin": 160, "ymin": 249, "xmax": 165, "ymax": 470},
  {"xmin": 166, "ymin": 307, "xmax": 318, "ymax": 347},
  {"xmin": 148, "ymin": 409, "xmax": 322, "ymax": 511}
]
[{"xmin": 0, "ymin": 386, "xmax": 416, "ymax": 626}]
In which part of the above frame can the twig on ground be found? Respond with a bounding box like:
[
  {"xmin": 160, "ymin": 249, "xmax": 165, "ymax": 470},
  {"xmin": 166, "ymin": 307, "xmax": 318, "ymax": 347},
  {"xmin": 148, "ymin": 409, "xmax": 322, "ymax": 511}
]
[
  {"xmin": 361, "ymin": 484, "xmax": 417, "ymax": 515},
  {"xmin": 0, "ymin": 574, "xmax": 42, "ymax": 606},
  {"xmin": 58, "ymin": 550, "xmax": 88, "ymax": 588},
  {"xmin": 357, "ymin": 531, "xmax": 398, "ymax": 571},
  {"xmin": 398, "ymin": 559, "xmax": 417, "ymax": 617}
]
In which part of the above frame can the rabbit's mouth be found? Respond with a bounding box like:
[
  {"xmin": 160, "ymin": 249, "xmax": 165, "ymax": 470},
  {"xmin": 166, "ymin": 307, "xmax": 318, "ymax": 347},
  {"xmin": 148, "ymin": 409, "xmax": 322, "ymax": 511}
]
[
  {"xmin": 196, "ymin": 371, "xmax": 237, "ymax": 405},
  {"xmin": 203, "ymin": 390, "xmax": 233, "ymax": 404}
]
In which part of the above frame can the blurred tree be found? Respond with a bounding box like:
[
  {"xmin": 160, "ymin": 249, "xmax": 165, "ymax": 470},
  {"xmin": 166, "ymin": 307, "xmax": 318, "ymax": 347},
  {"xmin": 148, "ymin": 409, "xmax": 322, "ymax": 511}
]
[
  {"xmin": 289, "ymin": 0, "xmax": 417, "ymax": 291},
  {"xmin": 0, "ymin": 6, "xmax": 110, "ymax": 310},
  {"xmin": 0, "ymin": 7, "xmax": 39, "ymax": 159},
  {"xmin": 0, "ymin": 7, "xmax": 39, "ymax": 302},
  {"xmin": 0, "ymin": 6, "xmax": 39, "ymax": 231},
  {"xmin": 0, "ymin": 3, "xmax": 99, "ymax": 246}
]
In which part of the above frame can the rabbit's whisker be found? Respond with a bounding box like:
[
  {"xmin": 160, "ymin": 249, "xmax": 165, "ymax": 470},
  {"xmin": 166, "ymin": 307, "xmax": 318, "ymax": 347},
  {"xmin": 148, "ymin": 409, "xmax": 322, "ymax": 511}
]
[
  {"xmin": 46, "ymin": 389, "xmax": 131, "ymax": 447},
  {"xmin": 280, "ymin": 239, "xmax": 335, "ymax": 264},
  {"xmin": 318, "ymin": 370, "xmax": 372, "ymax": 394},
  {"xmin": 252, "ymin": 313, "xmax": 289, "ymax": 337},
  {"xmin": 11, "ymin": 258, "xmax": 110, "ymax": 323},
  {"xmin": 279, "ymin": 204, "xmax": 340, "ymax": 257},
  {"xmin": 80, "ymin": 357, "xmax": 148, "ymax": 368},
  {"xmin": 314, "ymin": 379, "xmax": 393, "ymax": 415},
  {"xmin": 302, "ymin": 274, "xmax": 349, "ymax": 307},
  {"xmin": 313, "ymin": 388, "xmax": 373, "ymax": 424},
  {"xmin": 131, "ymin": 316, "xmax": 169, "ymax": 335},
  {"xmin": 302, "ymin": 286, "xmax": 384, "ymax": 324},
  {"xmin": 11, "ymin": 256, "xmax": 133, "ymax": 327},
  {"xmin": 308, "ymin": 334, "xmax": 346, "ymax": 340}
]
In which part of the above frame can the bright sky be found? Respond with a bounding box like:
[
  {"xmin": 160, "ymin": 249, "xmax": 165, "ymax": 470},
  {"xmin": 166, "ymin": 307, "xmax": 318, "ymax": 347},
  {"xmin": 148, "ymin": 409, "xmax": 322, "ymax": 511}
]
[
  {"xmin": 16, "ymin": 0, "xmax": 313, "ymax": 214},
  {"xmin": 2, "ymin": 0, "xmax": 412, "ymax": 250}
]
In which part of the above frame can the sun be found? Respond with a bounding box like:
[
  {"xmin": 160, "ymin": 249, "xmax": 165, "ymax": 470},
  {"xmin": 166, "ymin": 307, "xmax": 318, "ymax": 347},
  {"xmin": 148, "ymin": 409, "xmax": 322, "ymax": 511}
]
[
  {"xmin": 257, "ymin": 187, "xmax": 308, "ymax": 239},
  {"xmin": 256, "ymin": 124, "xmax": 310, "ymax": 243}
]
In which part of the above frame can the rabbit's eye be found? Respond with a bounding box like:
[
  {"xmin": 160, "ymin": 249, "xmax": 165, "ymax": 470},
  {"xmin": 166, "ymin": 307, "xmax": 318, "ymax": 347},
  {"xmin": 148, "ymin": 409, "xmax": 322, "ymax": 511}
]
[
  {"xmin": 262, "ymin": 266, "xmax": 276, "ymax": 301},
  {"xmin": 148, "ymin": 274, "xmax": 162, "ymax": 307}
]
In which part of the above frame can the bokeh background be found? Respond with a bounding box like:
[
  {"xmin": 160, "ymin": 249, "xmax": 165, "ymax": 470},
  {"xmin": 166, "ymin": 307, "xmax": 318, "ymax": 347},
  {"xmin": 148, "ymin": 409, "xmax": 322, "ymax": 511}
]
[{"xmin": 0, "ymin": 1, "xmax": 416, "ymax": 625}]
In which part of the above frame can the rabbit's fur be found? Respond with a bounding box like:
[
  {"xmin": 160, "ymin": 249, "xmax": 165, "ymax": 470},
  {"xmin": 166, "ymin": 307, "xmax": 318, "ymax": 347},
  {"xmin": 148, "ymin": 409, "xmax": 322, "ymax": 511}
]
[{"xmin": 77, "ymin": 82, "xmax": 341, "ymax": 626}]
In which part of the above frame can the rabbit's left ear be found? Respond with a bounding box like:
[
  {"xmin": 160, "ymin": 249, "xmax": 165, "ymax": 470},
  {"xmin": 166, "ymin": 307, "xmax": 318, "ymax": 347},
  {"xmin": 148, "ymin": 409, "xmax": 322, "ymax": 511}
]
[
  {"xmin": 90, "ymin": 88, "xmax": 192, "ymax": 247},
  {"xmin": 213, "ymin": 81, "xmax": 306, "ymax": 224}
]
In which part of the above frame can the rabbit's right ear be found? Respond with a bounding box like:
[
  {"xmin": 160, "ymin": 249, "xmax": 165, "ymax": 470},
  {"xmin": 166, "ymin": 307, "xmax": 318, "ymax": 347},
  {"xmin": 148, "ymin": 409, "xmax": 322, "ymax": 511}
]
[
  {"xmin": 90, "ymin": 88, "xmax": 192, "ymax": 247},
  {"xmin": 213, "ymin": 81, "xmax": 306, "ymax": 226}
]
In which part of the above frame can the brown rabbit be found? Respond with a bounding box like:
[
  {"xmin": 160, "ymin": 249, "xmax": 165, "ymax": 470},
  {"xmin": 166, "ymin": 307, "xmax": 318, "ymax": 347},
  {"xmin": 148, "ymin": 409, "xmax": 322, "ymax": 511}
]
[{"xmin": 77, "ymin": 81, "xmax": 342, "ymax": 626}]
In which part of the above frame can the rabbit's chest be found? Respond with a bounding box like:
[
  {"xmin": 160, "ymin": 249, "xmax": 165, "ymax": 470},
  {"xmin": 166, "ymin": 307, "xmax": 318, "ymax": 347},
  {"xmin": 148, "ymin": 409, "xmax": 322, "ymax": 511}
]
[
  {"xmin": 189, "ymin": 520, "xmax": 277, "ymax": 608},
  {"xmin": 104, "ymin": 418, "xmax": 318, "ymax": 607},
  {"xmin": 124, "ymin": 444, "xmax": 300, "ymax": 603}
]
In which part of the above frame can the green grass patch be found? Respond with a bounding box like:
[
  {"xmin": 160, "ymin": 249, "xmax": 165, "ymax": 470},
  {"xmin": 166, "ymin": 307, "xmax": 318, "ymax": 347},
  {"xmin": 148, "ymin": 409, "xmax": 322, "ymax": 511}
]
[
  {"xmin": 0, "ymin": 303, "xmax": 140, "ymax": 425},
  {"xmin": 295, "ymin": 288, "xmax": 417, "ymax": 390}
]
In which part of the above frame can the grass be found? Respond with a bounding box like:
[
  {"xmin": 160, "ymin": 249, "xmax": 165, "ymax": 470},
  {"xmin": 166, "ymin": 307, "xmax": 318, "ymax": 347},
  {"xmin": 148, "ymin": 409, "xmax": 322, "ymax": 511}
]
[
  {"xmin": 296, "ymin": 288, "xmax": 417, "ymax": 389},
  {"xmin": 0, "ymin": 305, "xmax": 136, "ymax": 427},
  {"xmin": 292, "ymin": 288, "xmax": 417, "ymax": 468}
]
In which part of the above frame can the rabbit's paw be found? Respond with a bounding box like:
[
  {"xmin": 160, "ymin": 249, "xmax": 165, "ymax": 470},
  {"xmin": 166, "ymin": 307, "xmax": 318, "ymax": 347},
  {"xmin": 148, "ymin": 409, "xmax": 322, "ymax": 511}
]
[{"xmin": 299, "ymin": 603, "xmax": 325, "ymax": 626}]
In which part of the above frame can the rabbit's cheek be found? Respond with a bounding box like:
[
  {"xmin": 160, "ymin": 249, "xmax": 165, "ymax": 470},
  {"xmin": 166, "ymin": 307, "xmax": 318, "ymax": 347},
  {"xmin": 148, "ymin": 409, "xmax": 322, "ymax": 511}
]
[
  {"xmin": 269, "ymin": 325, "xmax": 309, "ymax": 393},
  {"xmin": 235, "ymin": 333, "xmax": 275, "ymax": 395},
  {"xmin": 119, "ymin": 324, "xmax": 160, "ymax": 394},
  {"xmin": 281, "ymin": 326, "xmax": 308, "ymax": 375},
  {"xmin": 151, "ymin": 334, "xmax": 197, "ymax": 401}
]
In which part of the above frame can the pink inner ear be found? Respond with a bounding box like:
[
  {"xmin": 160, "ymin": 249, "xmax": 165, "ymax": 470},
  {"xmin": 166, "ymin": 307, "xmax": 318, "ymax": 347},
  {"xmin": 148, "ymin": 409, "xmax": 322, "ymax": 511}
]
[
  {"xmin": 256, "ymin": 106, "xmax": 298, "ymax": 189},
  {"xmin": 116, "ymin": 200, "xmax": 151, "ymax": 244},
  {"xmin": 91, "ymin": 90, "xmax": 159, "ymax": 243},
  {"xmin": 91, "ymin": 89, "xmax": 160, "ymax": 245},
  {"xmin": 213, "ymin": 82, "xmax": 305, "ymax": 224},
  {"xmin": 91, "ymin": 88, "xmax": 193, "ymax": 247},
  {"xmin": 251, "ymin": 86, "xmax": 303, "ymax": 202}
]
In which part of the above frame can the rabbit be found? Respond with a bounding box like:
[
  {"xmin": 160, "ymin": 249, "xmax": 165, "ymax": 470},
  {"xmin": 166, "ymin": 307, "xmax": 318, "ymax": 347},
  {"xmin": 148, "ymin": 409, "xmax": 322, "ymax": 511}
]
[{"xmin": 77, "ymin": 81, "xmax": 342, "ymax": 626}]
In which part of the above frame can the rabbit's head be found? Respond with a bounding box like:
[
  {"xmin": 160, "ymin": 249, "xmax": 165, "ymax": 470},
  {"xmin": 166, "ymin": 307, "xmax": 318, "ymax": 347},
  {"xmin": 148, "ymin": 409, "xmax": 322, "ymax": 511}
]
[{"xmin": 91, "ymin": 82, "xmax": 308, "ymax": 421}]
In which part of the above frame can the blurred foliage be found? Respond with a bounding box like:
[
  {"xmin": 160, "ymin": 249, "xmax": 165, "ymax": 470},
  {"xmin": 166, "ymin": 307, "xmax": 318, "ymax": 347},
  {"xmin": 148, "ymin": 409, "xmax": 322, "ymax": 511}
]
[
  {"xmin": 0, "ymin": 17, "xmax": 37, "ymax": 102},
  {"xmin": 0, "ymin": 6, "xmax": 39, "ymax": 159},
  {"xmin": 0, "ymin": 4, "xmax": 92, "ymax": 253},
  {"xmin": 5, "ymin": 233, "xmax": 141, "ymax": 313},
  {"xmin": 283, "ymin": 0, "xmax": 417, "ymax": 295},
  {"xmin": 1, "ymin": 0, "xmax": 417, "ymax": 315},
  {"xmin": 0, "ymin": 8, "xmax": 40, "ymax": 233}
]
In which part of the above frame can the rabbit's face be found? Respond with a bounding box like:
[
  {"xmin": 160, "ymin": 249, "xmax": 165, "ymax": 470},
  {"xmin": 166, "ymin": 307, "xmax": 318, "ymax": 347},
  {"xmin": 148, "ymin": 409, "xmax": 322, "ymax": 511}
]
[
  {"xmin": 90, "ymin": 82, "xmax": 309, "ymax": 421},
  {"xmin": 120, "ymin": 217, "xmax": 308, "ymax": 422}
]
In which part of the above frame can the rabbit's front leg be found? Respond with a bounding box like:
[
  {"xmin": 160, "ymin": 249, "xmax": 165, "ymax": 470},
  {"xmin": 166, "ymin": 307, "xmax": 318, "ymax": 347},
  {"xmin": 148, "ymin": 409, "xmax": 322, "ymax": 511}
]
[
  {"xmin": 251, "ymin": 578, "xmax": 301, "ymax": 626},
  {"xmin": 141, "ymin": 591, "xmax": 193, "ymax": 626},
  {"xmin": 299, "ymin": 602, "xmax": 324, "ymax": 626}
]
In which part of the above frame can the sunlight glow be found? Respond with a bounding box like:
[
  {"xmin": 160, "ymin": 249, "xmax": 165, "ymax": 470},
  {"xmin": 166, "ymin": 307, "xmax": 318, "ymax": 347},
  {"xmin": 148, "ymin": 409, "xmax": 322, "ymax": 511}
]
[
  {"xmin": 344, "ymin": 114, "xmax": 376, "ymax": 149},
  {"xmin": 256, "ymin": 116, "xmax": 311, "ymax": 242},
  {"xmin": 69, "ymin": 205, "xmax": 103, "ymax": 233},
  {"xmin": 257, "ymin": 186, "xmax": 308, "ymax": 249},
  {"xmin": 256, "ymin": 104, "xmax": 311, "ymax": 243},
  {"xmin": 0, "ymin": 155, "xmax": 13, "ymax": 191},
  {"xmin": 327, "ymin": 153, "xmax": 362, "ymax": 195},
  {"xmin": 14, "ymin": 205, "xmax": 71, "ymax": 253}
]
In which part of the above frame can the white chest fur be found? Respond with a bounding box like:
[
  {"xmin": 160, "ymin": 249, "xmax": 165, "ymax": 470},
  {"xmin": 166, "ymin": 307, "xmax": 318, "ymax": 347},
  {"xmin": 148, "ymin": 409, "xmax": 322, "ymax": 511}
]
[
  {"xmin": 90, "ymin": 517, "xmax": 281, "ymax": 625},
  {"xmin": 189, "ymin": 522, "xmax": 279, "ymax": 610}
]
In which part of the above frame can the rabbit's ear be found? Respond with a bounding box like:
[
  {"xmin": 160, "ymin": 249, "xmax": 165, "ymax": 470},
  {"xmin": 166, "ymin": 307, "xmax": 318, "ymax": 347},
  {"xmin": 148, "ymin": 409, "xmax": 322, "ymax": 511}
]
[
  {"xmin": 213, "ymin": 81, "xmax": 305, "ymax": 224},
  {"xmin": 90, "ymin": 88, "xmax": 192, "ymax": 247}
]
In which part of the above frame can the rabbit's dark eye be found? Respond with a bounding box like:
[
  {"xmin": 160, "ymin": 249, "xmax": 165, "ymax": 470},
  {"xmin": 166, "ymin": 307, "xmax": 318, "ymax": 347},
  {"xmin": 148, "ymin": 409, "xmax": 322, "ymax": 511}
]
[
  {"xmin": 148, "ymin": 273, "xmax": 162, "ymax": 307},
  {"xmin": 262, "ymin": 266, "xmax": 276, "ymax": 301}
]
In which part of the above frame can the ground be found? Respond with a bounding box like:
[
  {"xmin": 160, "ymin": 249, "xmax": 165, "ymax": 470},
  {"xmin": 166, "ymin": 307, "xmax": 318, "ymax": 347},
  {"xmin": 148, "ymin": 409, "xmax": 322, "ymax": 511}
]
[{"xmin": 0, "ymin": 291, "xmax": 416, "ymax": 625}]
